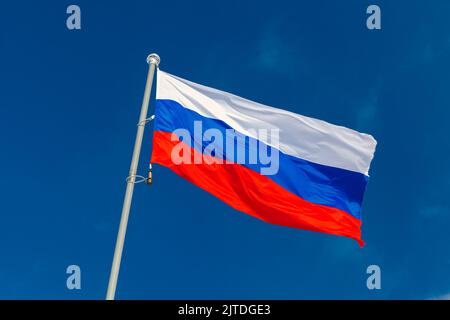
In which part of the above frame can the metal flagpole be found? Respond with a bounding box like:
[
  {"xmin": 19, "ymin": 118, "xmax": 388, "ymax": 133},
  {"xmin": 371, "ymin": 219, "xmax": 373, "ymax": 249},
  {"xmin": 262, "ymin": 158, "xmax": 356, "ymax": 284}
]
[{"xmin": 106, "ymin": 53, "xmax": 160, "ymax": 300}]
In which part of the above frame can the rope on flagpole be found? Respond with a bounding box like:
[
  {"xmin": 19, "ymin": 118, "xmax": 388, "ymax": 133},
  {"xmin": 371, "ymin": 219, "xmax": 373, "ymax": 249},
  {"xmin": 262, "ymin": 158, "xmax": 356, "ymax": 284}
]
[
  {"xmin": 135, "ymin": 55, "xmax": 158, "ymax": 185},
  {"xmin": 137, "ymin": 114, "xmax": 155, "ymax": 127},
  {"xmin": 125, "ymin": 115, "xmax": 155, "ymax": 184},
  {"xmin": 125, "ymin": 174, "xmax": 147, "ymax": 184}
]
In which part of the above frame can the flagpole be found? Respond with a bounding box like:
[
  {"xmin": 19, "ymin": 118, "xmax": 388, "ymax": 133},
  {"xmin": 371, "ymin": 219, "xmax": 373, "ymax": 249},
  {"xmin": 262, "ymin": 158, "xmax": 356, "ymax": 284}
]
[{"xmin": 106, "ymin": 53, "xmax": 160, "ymax": 300}]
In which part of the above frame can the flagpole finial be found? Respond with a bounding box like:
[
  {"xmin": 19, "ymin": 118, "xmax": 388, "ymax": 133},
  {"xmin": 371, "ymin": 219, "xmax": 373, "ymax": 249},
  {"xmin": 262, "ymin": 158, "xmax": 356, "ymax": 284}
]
[{"xmin": 146, "ymin": 53, "xmax": 160, "ymax": 66}]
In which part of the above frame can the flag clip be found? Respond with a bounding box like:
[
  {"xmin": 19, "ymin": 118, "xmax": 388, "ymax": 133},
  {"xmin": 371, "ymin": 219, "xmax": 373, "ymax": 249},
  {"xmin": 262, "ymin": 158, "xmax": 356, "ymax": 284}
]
[{"xmin": 145, "ymin": 164, "xmax": 152, "ymax": 185}]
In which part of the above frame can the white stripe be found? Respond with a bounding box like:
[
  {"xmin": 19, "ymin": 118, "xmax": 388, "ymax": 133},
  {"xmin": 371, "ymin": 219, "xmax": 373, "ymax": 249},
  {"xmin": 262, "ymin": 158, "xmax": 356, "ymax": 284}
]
[{"xmin": 156, "ymin": 69, "xmax": 377, "ymax": 175}]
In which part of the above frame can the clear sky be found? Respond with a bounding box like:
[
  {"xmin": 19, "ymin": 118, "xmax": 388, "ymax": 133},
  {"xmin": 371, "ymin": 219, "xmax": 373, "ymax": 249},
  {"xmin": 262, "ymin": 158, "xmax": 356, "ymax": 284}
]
[{"xmin": 0, "ymin": 0, "xmax": 449, "ymax": 299}]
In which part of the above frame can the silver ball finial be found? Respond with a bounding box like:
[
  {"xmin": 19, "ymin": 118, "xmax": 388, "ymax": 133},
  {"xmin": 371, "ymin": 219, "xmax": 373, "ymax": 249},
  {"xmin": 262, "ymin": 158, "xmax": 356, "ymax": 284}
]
[{"xmin": 146, "ymin": 53, "xmax": 160, "ymax": 66}]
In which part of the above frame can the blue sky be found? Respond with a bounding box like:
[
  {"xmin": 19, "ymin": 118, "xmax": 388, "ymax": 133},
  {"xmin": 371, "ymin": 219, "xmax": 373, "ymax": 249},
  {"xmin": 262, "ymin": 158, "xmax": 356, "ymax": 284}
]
[{"xmin": 0, "ymin": 0, "xmax": 449, "ymax": 299}]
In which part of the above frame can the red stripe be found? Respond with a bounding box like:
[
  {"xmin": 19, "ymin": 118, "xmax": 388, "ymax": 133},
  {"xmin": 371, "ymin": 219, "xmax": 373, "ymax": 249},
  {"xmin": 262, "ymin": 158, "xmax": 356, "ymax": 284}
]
[{"xmin": 151, "ymin": 130, "xmax": 364, "ymax": 246}]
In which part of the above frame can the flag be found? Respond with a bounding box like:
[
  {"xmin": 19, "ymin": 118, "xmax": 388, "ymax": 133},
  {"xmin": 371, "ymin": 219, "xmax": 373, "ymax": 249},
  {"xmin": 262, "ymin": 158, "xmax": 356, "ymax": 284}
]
[{"xmin": 150, "ymin": 69, "xmax": 377, "ymax": 246}]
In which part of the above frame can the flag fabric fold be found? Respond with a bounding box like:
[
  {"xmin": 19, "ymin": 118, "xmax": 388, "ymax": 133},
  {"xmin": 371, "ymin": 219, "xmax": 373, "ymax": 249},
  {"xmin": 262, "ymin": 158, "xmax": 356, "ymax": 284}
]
[{"xmin": 150, "ymin": 69, "xmax": 377, "ymax": 246}]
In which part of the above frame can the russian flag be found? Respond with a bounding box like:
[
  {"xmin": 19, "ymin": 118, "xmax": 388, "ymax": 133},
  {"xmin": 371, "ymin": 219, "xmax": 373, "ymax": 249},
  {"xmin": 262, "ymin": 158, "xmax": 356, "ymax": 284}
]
[{"xmin": 150, "ymin": 70, "xmax": 377, "ymax": 246}]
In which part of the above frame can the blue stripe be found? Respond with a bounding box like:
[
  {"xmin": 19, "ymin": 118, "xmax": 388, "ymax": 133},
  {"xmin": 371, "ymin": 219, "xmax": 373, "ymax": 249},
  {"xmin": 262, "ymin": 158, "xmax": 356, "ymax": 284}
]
[{"xmin": 154, "ymin": 99, "xmax": 368, "ymax": 219}]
